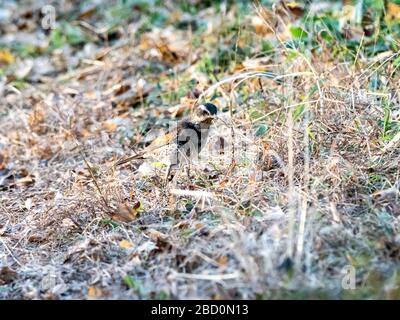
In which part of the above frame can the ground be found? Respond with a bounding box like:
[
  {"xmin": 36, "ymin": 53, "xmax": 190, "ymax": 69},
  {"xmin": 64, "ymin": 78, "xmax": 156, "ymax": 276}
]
[{"xmin": 0, "ymin": 0, "xmax": 400, "ymax": 299}]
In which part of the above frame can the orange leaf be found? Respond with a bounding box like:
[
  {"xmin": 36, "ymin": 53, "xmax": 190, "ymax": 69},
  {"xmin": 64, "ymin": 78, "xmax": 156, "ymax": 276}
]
[
  {"xmin": 0, "ymin": 151, "xmax": 8, "ymax": 170},
  {"xmin": 119, "ymin": 240, "xmax": 133, "ymax": 249},
  {"xmin": 252, "ymin": 16, "xmax": 271, "ymax": 36},
  {"xmin": 87, "ymin": 286, "xmax": 103, "ymax": 299},
  {"xmin": 103, "ymin": 120, "xmax": 117, "ymax": 132},
  {"xmin": 387, "ymin": 2, "xmax": 400, "ymax": 21},
  {"xmin": 0, "ymin": 49, "xmax": 15, "ymax": 65},
  {"xmin": 112, "ymin": 201, "xmax": 141, "ymax": 222}
]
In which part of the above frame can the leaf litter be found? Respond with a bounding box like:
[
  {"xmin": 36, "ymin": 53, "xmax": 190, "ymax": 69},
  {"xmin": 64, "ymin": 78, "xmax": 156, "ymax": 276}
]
[{"xmin": 0, "ymin": 0, "xmax": 400, "ymax": 299}]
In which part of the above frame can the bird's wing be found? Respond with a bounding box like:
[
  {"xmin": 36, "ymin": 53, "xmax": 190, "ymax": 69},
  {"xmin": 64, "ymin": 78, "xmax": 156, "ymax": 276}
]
[
  {"xmin": 142, "ymin": 131, "xmax": 175, "ymax": 153},
  {"xmin": 114, "ymin": 126, "xmax": 178, "ymax": 167},
  {"xmin": 175, "ymin": 121, "xmax": 201, "ymax": 147}
]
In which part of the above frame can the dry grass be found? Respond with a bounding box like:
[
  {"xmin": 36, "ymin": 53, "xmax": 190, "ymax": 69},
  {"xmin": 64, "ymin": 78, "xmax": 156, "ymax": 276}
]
[{"xmin": 1, "ymin": 1, "xmax": 400, "ymax": 299}]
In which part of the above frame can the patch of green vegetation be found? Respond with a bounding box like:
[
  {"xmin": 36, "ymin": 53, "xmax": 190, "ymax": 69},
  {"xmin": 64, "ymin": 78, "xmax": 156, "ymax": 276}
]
[
  {"xmin": 10, "ymin": 79, "xmax": 26, "ymax": 90},
  {"xmin": 123, "ymin": 275, "xmax": 145, "ymax": 296},
  {"xmin": 99, "ymin": 218, "xmax": 120, "ymax": 229},
  {"xmin": 289, "ymin": 25, "xmax": 309, "ymax": 40},
  {"xmin": 49, "ymin": 23, "xmax": 88, "ymax": 51},
  {"xmin": 160, "ymin": 77, "xmax": 194, "ymax": 106},
  {"xmin": 261, "ymin": 40, "xmax": 274, "ymax": 55},
  {"xmin": 367, "ymin": 172, "xmax": 386, "ymax": 191},
  {"xmin": 179, "ymin": 0, "xmax": 235, "ymax": 15},
  {"xmin": 155, "ymin": 290, "xmax": 169, "ymax": 300},
  {"xmin": 197, "ymin": 54, "xmax": 218, "ymax": 79},
  {"xmin": 378, "ymin": 101, "xmax": 400, "ymax": 142},
  {"xmin": 339, "ymin": 267, "xmax": 398, "ymax": 299},
  {"xmin": 180, "ymin": 228, "xmax": 197, "ymax": 238},
  {"xmin": 249, "ymin": 108, "xmax": 264, "ymax": 120},
  {"xmin": 263, "ymin": 288, "xmax": 335, "ymax": 300},
  {"xmin": 202, "ymin": 211, "xmax": 220, "ymax": 224},
  {"xmin": 253, "ymin": 123, "xmax": 268, "ymax": 137},
  {"xmin": 293, "ymin": 104, "xmax": 306, "ymax": 121},
  {"xmin": 9, "ymin": 43, "xmax": 42, "ymax": 58},
  {"xmin": 375, "ymin": 211, "xmax": 396, "ymax": 235}
]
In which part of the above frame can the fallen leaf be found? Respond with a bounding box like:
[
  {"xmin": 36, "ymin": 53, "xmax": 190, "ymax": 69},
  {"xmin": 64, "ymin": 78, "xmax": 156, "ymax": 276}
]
[
  {"xmin": 217, "ymin": 255, "xmax": 228, "ymax": 268},
  {"xmin": 173, "ymin": 220, "xmax": 188, "ymax": 229},
  {"xmin": 252, "ymin": 16, "xmax": 270, "ymax": 36},
  {"xmin": 62, "ymin": 88, "xmax": 80, "ymax": 96},
  {"xmin": 79, "ymin": 7, "xmax": 97, "ymax": 20},
  {"xmin": 0, "ymin": 152, "xmax": 8, "ymax": 170},
  {"xmin": 284, "ymin": 1, "xmax": 305, "ymax": 18},
  {"xmin": 0, "ymin": 49, "xmax": 15, "ymax": 65},
  {"xmin": 167, "ymin": 104, "xmax": 187, "ymax": 118},
  {"xmin": 28, "ymin": 106, "xmax": 46, "ymax": 134},
  {"xmin": 112, "ymin": 201, "xmax": 141, "ymax": 222},
  {"xmin": 104, "ymin": 82, "xmax": 131, "ymax": 96},
  {"xmin": 146, "ymin": 229, "xmax": 168, "ymax": 242},
  {"xmin": 0, "ymin": 267, "xmax": 18, "ymax": 285},
  {"xmin": 87, "ymin": 286, "xmax": 103, "ymax": 299},
  {"xmin": 28, "ymin": 233, "xmax": 48, "ymax": 243},
  {"xmin": 111, "ymin": 83, "xmax": 155, "ymax": 110},
  {"xmin": 103, "ymin": 120, "xmax": 117, "ymax": 132},
  {"xmin": 139, "ymin": 27, "xmax": 189, "ymax": 65},
  {"xmin": 242, "ymin": 57, "xmax": 270, "ymax": 71},
  {"xmin": 84, "ymin": 91, "xmax": 98, "ymax": 99},
  {"xmin": 194, "ymin": 222, "xmax": 205, "ymax": 231},
  {"xmin": 17, "ymin": 175, "xmax": 35, "ymax": 187},
  {"xmin": 387, "ymin": 2, "xmax": 400, "ymax": 21},
  {"xmin": 79, "ymin": 128, "xmax": 92, "ymax": 138},
  {"xmin": 119, "ymin": 239, "xmax": 134, "ymax": 249},
  {"xmin": 65, "ymin": 239, "xmax": 96, "ymax": 262}
]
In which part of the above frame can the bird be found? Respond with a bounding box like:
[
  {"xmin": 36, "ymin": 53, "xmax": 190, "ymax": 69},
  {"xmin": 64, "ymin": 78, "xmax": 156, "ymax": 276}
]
[{"xmin": 115, "ymin": 103, "xmax": 218, "ymax": 183}]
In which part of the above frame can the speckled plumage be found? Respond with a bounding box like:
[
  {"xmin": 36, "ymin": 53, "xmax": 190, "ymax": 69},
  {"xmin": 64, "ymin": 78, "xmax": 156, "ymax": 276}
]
[{"xmin": 115, "ymin": 103, "xmax": 218, "ymax": 182}]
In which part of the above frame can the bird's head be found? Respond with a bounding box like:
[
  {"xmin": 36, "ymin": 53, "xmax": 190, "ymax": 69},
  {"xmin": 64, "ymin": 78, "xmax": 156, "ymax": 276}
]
[{"xmin": 194, "ymin": 103, "xmax": 218, "ymax": 123}]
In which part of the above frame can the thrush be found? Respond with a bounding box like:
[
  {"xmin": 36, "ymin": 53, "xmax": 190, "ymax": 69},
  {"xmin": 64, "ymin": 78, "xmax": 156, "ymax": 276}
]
[{"xmin": 115, "ymin": 103, "xmax": 218, "ymax": 183}]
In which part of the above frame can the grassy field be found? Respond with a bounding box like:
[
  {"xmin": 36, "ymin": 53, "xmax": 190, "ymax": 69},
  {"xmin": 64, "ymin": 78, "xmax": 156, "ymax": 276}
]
[{"xmin": 0, "ymin": 0, "xmax": 400, "ymax": 299}]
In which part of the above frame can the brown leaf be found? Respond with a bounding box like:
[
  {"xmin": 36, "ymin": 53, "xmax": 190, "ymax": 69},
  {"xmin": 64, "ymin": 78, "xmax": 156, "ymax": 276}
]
[
  {"xmin": 173, "ymin": 221, "xmax": 188, "ymax": 229},
  {"xmin": 28, "ymin": 106, "xmax": 46, "ymax": 134},
  {"xmin": 0, "ymin": 151, "xmax": 8, "ymax": 170},
  {"xmin": 217, "ymin": 255, "xmax": 228, "ymax": 268},
  {"xmin": 146, "ymin": 229, "xmax": 171, "ymax": 254},
  {"xmin": 167, "ymin": 104, "xmax": 187, "ymax": 118},
  {"xmin": 79, "ymin": 7, "xmax": 97, "ymax": 20},
  {"xmin": 252, "ymin": 16, "xmax": 271, "ymax": 36},
  {"xmin": 17, "ymin": 175, "xmax": 35, "ymax": 187},
  {"xmin": 28, "ymin": 233, "xmax": 47, "ymax": 243},
  {"xmin": 283, "ymin": 1, "xmax": 305, "ymax": 18},
  {"xmin": 104, "ymin": 82, "xmax": 131, "ymax": 96},
  {"xmin": 139, "ymin": 28, "xmax": 189, "ymax": 65},
  {"xmin": 32, "ymin": 144, "xmax": 54, "ymax": 160},
  {"xmin": 111, "ymin": 83, "xmax": 155, "ymax": 111},
  {"xmin": 0, "ymin": 267, "xmax": 18, "ymax": 285},
  {"xmin": 112, "ymin": 201, "xmax": 141, "ymax": 222},
  {"xmin": 146, "ymin": 229, "xmax": 168, "ymax": 242}
]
